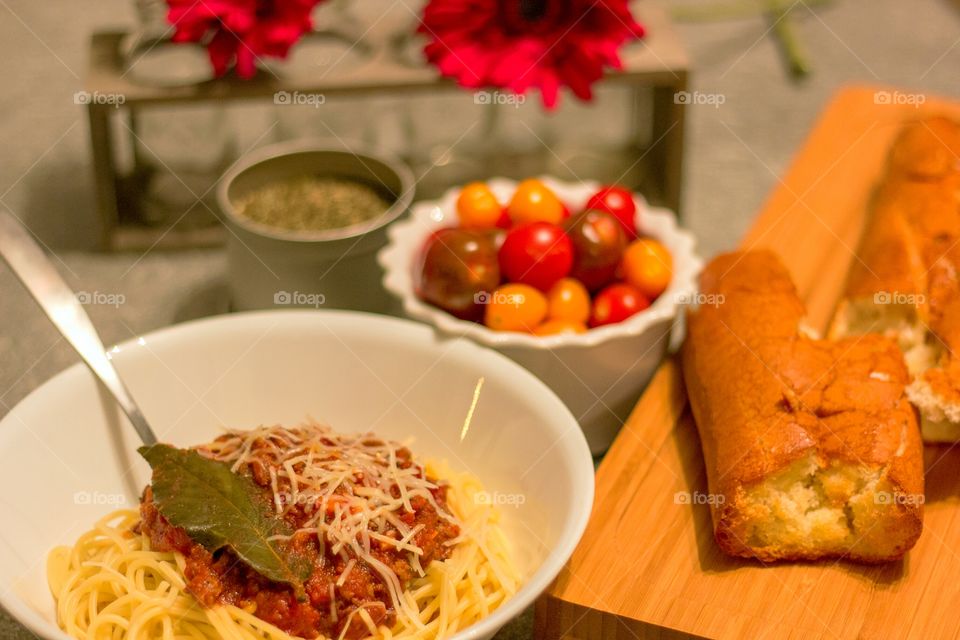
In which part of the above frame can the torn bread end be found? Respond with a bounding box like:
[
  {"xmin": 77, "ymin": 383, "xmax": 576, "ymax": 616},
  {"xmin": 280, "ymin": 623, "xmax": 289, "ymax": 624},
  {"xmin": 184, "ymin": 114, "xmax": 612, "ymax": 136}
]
[
  {"xmin": 833, "ymin": 298, "xmax": 959, "ymax": 442},
  {"xmin": 716, "ymin": 454, "xmax": 923, "ymax": 563},
  {"xmin": 906, "ymin": 378, "xmax": 960, "ymax": 442},
  {"xmin": 830, "ymin": 299, "xmax": 928, "ymax": 359}
]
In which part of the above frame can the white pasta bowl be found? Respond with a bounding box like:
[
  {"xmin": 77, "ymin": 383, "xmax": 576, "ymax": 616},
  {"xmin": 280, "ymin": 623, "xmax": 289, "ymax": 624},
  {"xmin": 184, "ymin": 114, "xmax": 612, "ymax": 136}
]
[
  {"xmin": 378, "ymin": 177, "xmax": 701, "ymax": 454},
  {"xmin": 0, "ymin": 311, "xmax": 593, "ymax": 640}
]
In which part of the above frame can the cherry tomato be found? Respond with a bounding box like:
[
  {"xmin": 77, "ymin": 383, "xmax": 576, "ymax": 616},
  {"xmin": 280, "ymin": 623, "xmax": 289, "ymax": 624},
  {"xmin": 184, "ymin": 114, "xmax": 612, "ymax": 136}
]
[
  {"xmin": 416, "ymin": 228, "xmax": 500, "ymax": 321},
  {"xmin": 546, "ymin": 278, "xmax": 591, "ymax": 324},
  {"xmin": 590, "ymin": 283, "xmax": 650, "ymax": 327},
  {"xmin": 495, "ymin": 206, "xmax": 513, "ymax": 229},
  {"xmin": 534, "ymin": 319, "xmax": 588, "ymax": 336},
  {"xmin": 507, "ymin": 179, "xmax": 565, "ymax": 225},
  {"xmin": 586, "ymin": 185, "xmax": 638, "ymax": 238},
  {"xmin": 498, "ymin": 222, "xmax": 573, "ymax": 291},
  {"xmin": 484, "ymin": 284, "xmax": 548, "ymax": 332},
  {"xmin": 563, "ymin": 209, "xmax": 627, "ymax": 291},
  {"xmin": 622, "ymin": 238, "xmax": 673, "ymax": 300},
  {"xmin": 456, "ymin": 182, "xmax": 502, "ymax": 228}
]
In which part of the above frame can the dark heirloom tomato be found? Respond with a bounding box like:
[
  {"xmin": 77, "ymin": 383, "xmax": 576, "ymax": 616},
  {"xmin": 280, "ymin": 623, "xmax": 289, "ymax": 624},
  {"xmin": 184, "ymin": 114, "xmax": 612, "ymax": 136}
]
[
  {"xmin": 498, "ymin": 222, "xmax": 574, "ymax": 291},
  {"xmin": 415, "ymin": 228, "xmax": 500, "ymax": 321},
  {"xmin": 585, "ymin": 185, "xmax": 638, "ymax": 238},
  {"xmin": 563, "ymin": 209, "xmax": 627, "ymax": 291},
  {"xmin": 480, "ymin": 226, "xmax": 507, "ymax": 252},
  {"xmin": 590, "ymin": 283, "xmax": 650, "ymax": 327}
]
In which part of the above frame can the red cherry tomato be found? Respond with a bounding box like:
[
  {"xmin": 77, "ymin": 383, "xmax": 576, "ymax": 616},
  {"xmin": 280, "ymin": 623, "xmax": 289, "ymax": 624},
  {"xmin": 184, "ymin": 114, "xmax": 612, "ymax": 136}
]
[
  {"xmin": 586, "ymin": 185, "xmax": 637, "ymax": 238},
  {"xmin": 498, "ymin": 222, "xmax": 573, "ymax": 291},
  {"xmin": 563, "ymin": 209, "xmax": 627, "ymax": 291},
  {"xmin": 416, "ymin": 228, "xmax": 500, "ymax": 321},
  {"xmin": 590, "ymin": 283, "xmax": 650, "ymax": 327}
]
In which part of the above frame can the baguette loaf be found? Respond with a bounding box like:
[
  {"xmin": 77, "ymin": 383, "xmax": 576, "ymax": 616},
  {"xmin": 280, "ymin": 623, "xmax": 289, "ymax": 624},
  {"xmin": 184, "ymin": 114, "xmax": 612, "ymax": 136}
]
[
  {"xmin": 831, "ymin": 117, "xmax": 960, "ymax": 442},
  {"xmin": 682, "ymin": 250, "xmax": 923, "ymax": 563}
]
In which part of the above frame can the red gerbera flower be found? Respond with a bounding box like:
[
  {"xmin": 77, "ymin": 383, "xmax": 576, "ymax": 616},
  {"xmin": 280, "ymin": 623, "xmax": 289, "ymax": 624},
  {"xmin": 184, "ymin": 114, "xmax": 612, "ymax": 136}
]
[
  {"xmin": 166, "ymin": 0, "xmax": 325, "ymax": 79},
  {"xmin": 418, "ymin": 0, "xmax": 644, "ymax": 108}
]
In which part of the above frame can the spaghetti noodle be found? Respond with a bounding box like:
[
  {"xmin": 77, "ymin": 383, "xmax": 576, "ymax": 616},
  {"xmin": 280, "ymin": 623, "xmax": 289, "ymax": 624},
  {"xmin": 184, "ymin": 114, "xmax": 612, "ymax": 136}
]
[{"xmin": 47, "ymin": 424, "xmax": 518, "ymax": 640}]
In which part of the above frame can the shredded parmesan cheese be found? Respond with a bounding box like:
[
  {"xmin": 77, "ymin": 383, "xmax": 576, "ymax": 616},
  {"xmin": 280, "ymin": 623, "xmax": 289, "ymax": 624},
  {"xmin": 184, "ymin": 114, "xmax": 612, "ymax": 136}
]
[
  {"xmin": 197, "ymin": 422, "xmax": 461, "ymax": 618},
  {"xmin": 336, "ymin": 559, "xmax": 356, "ymax": 587}
]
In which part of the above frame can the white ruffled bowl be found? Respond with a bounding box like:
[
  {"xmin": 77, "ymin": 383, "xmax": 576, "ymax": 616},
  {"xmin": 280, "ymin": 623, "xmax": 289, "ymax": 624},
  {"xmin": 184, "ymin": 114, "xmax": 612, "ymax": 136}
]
[{"xmin": 378, "ymin": 177, "xmax": 701, "ymax": 454}]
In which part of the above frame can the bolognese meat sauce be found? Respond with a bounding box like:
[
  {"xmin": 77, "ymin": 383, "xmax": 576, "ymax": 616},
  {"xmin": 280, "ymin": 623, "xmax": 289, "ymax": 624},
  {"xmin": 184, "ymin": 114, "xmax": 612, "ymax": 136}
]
[{"xmin": 139, "ymin": 426, "xmax": 461, "ymax": 639}]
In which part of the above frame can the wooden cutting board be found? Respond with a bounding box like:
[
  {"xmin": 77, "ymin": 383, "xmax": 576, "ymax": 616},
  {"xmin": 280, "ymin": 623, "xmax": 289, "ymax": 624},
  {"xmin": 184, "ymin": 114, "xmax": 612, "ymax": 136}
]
[{"xmin": 534, "ymin": 86, "xmax": 960, "ymax": 640}]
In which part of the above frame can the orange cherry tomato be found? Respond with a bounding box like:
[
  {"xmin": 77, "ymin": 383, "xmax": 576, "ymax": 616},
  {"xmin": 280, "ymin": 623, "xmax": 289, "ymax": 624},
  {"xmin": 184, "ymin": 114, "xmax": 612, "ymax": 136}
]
[
  {"xmin": 457, "ymin": 182, "xmax": 502, "ymax": 228},
  {"xmin": 484, "ymin": 284, "xmax": 548, "ymax": 332},
  {"xmin": 621, "ymin": 238, "xmax": 673, "ymax": 300},
  {"xmin": 534, "ymin": 319, "xmax": 588, "ymax": 336},
  {"xmin": 507, "ymin": 179, "xmax": 565, "ymax": 225},
  {"xmin": 546, "ymin": 278, "xmax": 591, "ymax": 324}
]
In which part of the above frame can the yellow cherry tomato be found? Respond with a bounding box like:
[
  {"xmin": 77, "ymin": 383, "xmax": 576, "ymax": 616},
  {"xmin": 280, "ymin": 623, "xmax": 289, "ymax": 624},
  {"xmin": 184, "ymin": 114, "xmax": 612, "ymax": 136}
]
[
  {"xmin": 456, "ymin": 182, "xmax": 502, "ymax": 228},
  {"xmin": 507, "ymin": 179, "xmax": 565, "ymax": 225},
  {"xmin": 546, "ymin": 278, "xmax": 591, "ymax": 324},
  {"xmin": 622, "ymin": 238, "xmax": 673, "ymax": 300},
  {"xmin": 484, "ymin": 284, "xmax": 548, "ymax": 332},
  {"xmin": 534, "ymin": 319, "xmax": 588, "ymax": 336}
]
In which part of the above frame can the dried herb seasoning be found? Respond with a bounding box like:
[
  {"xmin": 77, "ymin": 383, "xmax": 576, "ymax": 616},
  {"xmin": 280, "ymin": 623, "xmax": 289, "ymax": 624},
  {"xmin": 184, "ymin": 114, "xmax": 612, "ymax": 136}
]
[{"xmin": 236, "ymin": 175, "xmax": 391, "ymax": 232}]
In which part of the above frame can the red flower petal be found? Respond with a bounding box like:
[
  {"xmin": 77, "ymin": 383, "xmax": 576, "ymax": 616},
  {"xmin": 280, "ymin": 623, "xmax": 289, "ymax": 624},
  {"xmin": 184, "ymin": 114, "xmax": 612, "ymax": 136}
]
[
  {"xmin": 419, "ymin": 0, "xmax": 644, "ymax": 108},
  {"xmin": 207, "ymin": 30, "xmax": 238, "ymax": 77},
  {"xmin": 166, "ymin": 0, "xmax": 325, "ymax": 77}
]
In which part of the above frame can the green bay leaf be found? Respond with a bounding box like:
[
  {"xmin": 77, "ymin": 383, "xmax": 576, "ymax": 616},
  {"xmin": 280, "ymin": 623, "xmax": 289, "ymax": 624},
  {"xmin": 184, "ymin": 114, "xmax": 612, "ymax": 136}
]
[{"xmin": 138, "ymin": 444, "xmax": 311, "ymax": 597}]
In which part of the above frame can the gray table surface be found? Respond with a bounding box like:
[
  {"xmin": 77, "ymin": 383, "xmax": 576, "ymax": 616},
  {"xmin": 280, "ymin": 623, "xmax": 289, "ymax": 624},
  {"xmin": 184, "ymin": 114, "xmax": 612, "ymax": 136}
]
[{"xmin": 1, "ymin": 0, "xmax": 959, "ymax": 637}]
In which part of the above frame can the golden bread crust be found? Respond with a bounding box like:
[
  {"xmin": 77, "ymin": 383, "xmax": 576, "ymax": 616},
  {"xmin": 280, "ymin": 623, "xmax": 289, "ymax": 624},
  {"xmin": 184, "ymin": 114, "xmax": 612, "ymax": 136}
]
[
  {"xmin": 683, "ymin": 251, "xmax": 923, "ymax": 563},
  {"xmin": 834, "ymin": 117, "xmax": 960, "ymax": 441}
]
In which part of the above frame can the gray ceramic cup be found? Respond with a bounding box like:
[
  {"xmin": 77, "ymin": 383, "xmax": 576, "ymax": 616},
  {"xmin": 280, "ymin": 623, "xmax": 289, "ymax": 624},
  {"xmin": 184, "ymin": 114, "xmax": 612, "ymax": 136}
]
[{"xmin": 218, "ymin": 139, "xmax": 414, "ymax": 313}]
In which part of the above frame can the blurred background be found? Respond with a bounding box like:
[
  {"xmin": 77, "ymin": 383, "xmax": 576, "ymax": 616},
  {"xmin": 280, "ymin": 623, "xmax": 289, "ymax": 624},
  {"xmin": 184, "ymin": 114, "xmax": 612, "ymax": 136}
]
[{"xmin": 3, "ymin": 0, "xmax": 958, "ymax": 254}]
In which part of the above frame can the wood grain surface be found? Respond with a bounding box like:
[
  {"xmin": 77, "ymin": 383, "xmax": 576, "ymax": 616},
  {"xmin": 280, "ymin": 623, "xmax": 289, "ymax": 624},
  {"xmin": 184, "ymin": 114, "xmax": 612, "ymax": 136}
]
[{"xmin": 535, "ymin": 86, "xmax": 960, "ymax": 640}]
